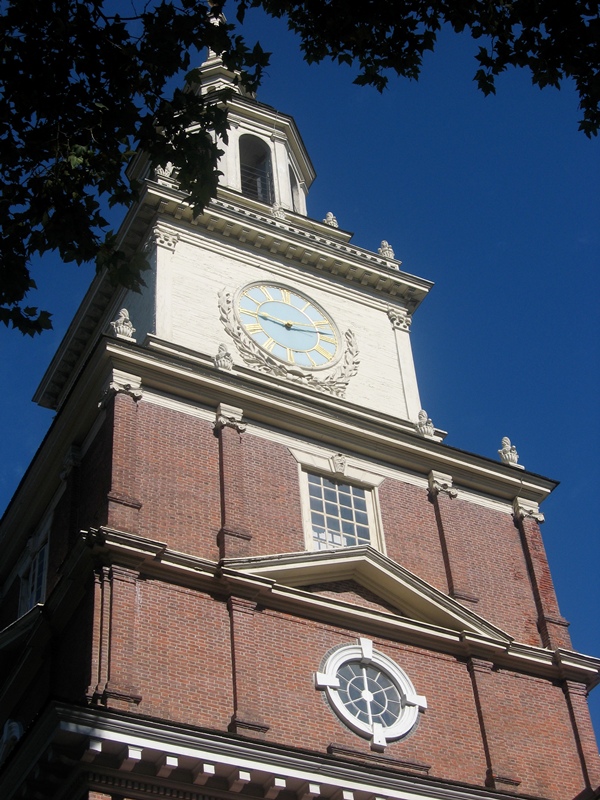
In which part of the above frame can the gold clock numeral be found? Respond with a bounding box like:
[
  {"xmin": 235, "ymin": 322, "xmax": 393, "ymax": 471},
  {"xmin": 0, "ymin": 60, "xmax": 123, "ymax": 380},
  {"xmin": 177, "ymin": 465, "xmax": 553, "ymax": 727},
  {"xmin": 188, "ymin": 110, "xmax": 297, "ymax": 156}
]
[
  {"xmin": 281, "ymin": 288, "xmax": 291, "ymax": 304},
  {"xmin": 314, "ymin": 344, "xmax": 333, "ymax": 360},
  {"xmin": 263, "ymin": 338, "xmax": 276, "ymax": 352},
  {"xmin": 286, "ymin": 348, "xmax": 295, "ymax": 363},
  {"xmin": 242, "ymin": 292, "xmax": 259, "ymax": 306},
  {"xmin": 320, "ymin": 335, "xmax": 336, "ymax": 345},
  {"xmin": 260, "ymin": 286, "xmax": 274, "ymax": 301},
  {"xmin": 313, "ymin": 319, "xmax": 331, "ymax": 327},
  {"xmin": 245, "ymin": 323, "xmax": 263, "ymax": 334}
]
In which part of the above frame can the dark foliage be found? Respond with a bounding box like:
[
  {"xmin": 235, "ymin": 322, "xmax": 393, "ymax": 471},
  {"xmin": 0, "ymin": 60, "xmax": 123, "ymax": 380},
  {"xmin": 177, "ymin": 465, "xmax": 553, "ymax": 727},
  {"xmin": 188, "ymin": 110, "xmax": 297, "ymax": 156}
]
[{"xmin": 1, "ymin": 0, "xmax": 598, "ymax": 334}]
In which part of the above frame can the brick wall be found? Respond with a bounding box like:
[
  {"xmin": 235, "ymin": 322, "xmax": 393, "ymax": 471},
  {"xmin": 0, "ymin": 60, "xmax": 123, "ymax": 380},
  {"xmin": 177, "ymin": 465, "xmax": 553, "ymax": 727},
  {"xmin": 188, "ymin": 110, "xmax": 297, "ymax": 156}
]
[
  {"xmin": 96, "ymin": 576, "xmax": 587, "ymax": 799},
  {"xmin": 0, "ymin": 392, "xmax": 592, "ymax": 800}
]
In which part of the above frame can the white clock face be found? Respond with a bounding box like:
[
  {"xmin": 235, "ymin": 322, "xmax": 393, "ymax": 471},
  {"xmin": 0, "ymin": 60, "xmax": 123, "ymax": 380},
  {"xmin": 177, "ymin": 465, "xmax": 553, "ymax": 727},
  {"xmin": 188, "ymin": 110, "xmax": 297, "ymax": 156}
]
[{"xmin": 236, "ymin": 284, "xmax": 340, "ymax": 368}]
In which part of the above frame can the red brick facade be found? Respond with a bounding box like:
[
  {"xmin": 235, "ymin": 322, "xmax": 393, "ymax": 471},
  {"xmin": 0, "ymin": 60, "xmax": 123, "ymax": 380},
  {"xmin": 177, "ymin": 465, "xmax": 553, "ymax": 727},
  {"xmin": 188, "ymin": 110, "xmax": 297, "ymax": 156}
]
[{"xmin": 1, "ymin": 387, "xmax": 597, "ymax": 800}]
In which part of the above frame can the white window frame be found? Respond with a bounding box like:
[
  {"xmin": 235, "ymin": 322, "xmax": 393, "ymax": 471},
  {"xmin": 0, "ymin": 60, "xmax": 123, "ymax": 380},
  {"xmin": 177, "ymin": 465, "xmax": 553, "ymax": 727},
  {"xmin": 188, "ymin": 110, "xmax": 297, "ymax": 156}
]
[
  {"xmin": 315, "ymin": 637, "xmax": 427, "ymax": 751},
  {"xmin": 288, "ymin": 446, "xmax": 386, "ymax": 553}
]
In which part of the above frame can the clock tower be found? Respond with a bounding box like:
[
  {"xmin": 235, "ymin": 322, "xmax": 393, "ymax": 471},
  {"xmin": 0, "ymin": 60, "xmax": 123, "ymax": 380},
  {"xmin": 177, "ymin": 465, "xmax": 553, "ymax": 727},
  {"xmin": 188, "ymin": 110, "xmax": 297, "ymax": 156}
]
[{"xmin": 0, "ymin": 53, "xmax": 598, "ymax": 800}]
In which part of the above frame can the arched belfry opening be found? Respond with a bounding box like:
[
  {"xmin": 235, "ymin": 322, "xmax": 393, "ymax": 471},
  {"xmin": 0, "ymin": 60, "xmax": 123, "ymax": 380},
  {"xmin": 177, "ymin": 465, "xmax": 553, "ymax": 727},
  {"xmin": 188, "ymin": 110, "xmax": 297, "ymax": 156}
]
[{"xmin": 239, "ymin": 134, "xmax": 275, "ymax": 204}]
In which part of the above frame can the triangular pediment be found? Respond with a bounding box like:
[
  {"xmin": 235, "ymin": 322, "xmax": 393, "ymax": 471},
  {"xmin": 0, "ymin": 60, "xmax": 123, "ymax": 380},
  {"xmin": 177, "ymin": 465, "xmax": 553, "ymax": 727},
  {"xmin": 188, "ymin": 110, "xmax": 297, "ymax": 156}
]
[
  {"xmin": 300, "ymin": 579, "xmax": 401, "ymax": 616},
  {"xmin": 222, "ymin": 546, "xmax": 512, "ymax": 643}
]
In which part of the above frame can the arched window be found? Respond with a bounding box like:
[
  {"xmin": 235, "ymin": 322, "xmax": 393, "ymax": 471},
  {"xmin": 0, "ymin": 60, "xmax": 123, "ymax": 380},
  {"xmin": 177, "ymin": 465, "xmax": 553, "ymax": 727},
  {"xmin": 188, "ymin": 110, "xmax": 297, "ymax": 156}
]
[{"xmin": 239, "ymin": 135, "xmax": 274, "ymax": 204}]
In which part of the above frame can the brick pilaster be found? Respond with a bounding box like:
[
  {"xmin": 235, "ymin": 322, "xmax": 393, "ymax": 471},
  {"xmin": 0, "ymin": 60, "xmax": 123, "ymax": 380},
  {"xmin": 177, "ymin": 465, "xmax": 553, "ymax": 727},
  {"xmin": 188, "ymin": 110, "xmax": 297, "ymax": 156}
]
[
  {"xmin": 513, "ymin": 499, "xmax": 571, "ymax": 649},
  {"xmin": 227, "ymin": 595, "xmax": 269, "ymax": 738},
  {"xmin": 563, "ymin": 680, "xmax": 600, "ymax": 790},
  {"xmin": 105, "ymin": 382, "xmax": 143, "ymax": 533},
  {"xmin": 214, "ymin": 403, "xmax": 252, "ymax": 558},
  {"xmin": 468, "ymin": 658, "xmax": 521, "ymax": 791},
  {"xmin": 89, "ymin": 565, "xmax": 142, "ymax": 709},
  {"xmin": 428, "ymin": 471, "xmax": 478, "ymax": 606}
]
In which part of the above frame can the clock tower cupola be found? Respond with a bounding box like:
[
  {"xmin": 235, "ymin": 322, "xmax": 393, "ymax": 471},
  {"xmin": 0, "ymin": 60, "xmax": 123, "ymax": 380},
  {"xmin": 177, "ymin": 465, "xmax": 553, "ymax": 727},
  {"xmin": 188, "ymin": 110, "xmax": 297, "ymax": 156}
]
[{"xmin": 198, "ymin": 51, "xmax": 315, "ymax": 217}]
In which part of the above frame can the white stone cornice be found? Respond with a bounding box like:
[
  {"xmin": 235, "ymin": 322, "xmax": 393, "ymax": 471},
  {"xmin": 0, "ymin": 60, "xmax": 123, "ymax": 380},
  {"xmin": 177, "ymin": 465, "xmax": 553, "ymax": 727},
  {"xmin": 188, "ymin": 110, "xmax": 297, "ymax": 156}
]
[
  {"xmin": 79, "ymin": 339, "xmax": 559, "ymax": 505},
  {"xmin": 3, "ymin": 337, "xmax": 556, "ymax": 577},
  {"xmin": 144, "ymin": 192, "xmax": 430, "ymax": 309}
]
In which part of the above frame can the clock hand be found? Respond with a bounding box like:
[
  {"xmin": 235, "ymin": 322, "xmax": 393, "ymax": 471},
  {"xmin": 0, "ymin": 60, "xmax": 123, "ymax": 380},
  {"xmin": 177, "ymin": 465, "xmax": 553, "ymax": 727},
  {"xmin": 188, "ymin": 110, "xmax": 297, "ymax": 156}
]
[
  {"xmin": 258, "ymin": 311, "xmax": 328, "ymax": 332},
  {"xmin": 258, "ymin": 311, "xmax": 295, "ymax": 329},
  {"xmin": 286, "ymin": 320, "xmax": 331, "ymax": 332},
  {"xmin": 291, "ymin": 321, "xmax": 312, "ymax": 328}
]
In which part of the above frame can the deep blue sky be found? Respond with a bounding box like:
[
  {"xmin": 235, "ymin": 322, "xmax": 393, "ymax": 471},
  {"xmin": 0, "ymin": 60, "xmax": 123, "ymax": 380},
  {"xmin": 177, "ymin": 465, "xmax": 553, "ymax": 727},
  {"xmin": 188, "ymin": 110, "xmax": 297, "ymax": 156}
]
[{"xmin": 1, "ymin": 8, "xmax": 599, "ymax": 734}]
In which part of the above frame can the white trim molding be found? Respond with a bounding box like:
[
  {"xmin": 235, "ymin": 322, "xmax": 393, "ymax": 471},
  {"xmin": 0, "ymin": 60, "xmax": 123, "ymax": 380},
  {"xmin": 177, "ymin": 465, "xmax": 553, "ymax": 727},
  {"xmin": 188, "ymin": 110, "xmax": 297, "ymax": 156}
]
[{"xmin": 289, "ymin": 445, "xmax": 386, "ymax": 553}]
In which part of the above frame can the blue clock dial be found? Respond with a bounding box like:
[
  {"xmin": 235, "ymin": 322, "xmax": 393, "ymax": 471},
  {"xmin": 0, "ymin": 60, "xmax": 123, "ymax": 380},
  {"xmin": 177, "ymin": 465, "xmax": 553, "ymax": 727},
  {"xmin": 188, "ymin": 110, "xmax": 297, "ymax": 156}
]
[{"xmin": 237, "ymin": 284, "xmax": 339, "ymax": 368}]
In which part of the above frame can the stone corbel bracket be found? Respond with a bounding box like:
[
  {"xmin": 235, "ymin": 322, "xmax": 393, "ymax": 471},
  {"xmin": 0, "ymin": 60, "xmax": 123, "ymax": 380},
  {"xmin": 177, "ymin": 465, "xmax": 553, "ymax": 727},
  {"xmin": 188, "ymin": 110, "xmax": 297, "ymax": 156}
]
[
  {"xmin": 513, "ymin": 497, "xmax": 545, "ymax": 523},
  {"xmin": 150, "ymin": 225, "xmax": 179, "ymax": 252},
  {"xmin": 387, "ymin": 307, "xmax": 412, "ymax": 332},
  {"xmin": 428, "ymin": 470, "xmax": 458, "ymax": 499},
  {"xmin": 98, "ymin": 370, "xmax": 143, "ymax": 408},
  {"xmin": 214, "ymin": 403, "xmax": 246, "ymax": 434}
]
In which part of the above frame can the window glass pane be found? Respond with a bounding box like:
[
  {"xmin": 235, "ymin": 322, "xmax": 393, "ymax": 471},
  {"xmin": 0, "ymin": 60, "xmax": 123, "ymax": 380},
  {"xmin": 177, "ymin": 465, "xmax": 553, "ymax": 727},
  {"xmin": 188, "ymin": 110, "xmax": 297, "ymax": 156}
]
[{"xmin": 308, "ymin": 473, "xmax": 373, "ymax": 550}]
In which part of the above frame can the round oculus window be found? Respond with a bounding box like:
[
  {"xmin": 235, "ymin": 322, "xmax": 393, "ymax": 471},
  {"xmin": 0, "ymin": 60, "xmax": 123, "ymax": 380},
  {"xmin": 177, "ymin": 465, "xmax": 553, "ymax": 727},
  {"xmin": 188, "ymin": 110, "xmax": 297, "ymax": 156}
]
[{"xmin": 315, "ymin": 637, "xmax": 426, "ymax": 751}]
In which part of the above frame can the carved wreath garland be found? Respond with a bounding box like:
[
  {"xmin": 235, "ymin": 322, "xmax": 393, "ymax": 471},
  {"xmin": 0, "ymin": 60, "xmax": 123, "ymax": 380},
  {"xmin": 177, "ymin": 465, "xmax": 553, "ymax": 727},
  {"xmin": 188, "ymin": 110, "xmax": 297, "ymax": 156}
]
[{"xmin": 218, "ymin": 288, "xmax": 360, "ymax": 398}]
